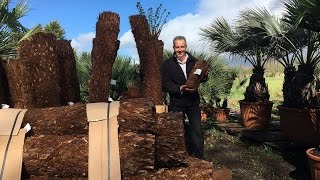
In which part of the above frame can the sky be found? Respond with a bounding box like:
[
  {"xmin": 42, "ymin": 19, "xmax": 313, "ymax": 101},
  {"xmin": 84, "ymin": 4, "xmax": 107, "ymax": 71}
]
[{"xmin": 18, "ymin": 0, "xmax": 286, "ymax": 62}]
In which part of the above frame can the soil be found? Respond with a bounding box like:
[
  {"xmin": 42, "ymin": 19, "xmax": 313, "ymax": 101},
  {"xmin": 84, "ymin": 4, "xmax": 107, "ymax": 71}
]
[
  {"xmin": 310, "ymin": 148, "xmax": 320, "ymax": 157},
  {"xmin": 203, "ymin": 122, "xmax": 312, "ymax": 180}
]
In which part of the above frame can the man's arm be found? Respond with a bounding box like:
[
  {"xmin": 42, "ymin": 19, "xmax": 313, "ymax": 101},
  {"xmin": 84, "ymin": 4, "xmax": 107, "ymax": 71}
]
[{"xmin": 162, "ymin": 64, "xmax": 181, "ymax": 93}]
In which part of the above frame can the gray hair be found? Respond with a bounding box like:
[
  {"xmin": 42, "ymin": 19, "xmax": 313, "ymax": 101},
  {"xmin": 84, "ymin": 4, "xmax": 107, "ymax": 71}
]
[{"xmin": 173, "ymin": 36, "xmax": 187, "ymax": 47}]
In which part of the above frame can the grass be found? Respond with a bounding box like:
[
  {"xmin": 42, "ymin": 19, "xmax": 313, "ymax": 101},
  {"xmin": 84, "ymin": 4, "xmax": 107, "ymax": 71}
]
[{"xmin": 203, "ymin": 74, "xmax": 312, "ymax": 179}]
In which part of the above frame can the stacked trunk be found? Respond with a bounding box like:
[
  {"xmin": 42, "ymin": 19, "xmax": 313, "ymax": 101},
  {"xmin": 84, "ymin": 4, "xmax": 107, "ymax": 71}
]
[
  {"xmin": 22, "ymin": 98, "xmax": 158, "ymax": 179},
  {"xmin": 16, "ymin": 33, "xmax": 61, "ymax": 108},
  {"xmin": 5, "ymin": 59, "xmax": 33, "ymax": 108},
  {"xmin": 155, "ymin": 112, "xmax": 188, "ymax": 168},
  {"xmin": 5, "ymin": 32, "xmax": 81, "ymax": 108},
  {"xmin": 56, "ymin": 40, "xmax": 81, "ymax": 105},
  {"xmin": 21, "ymin": 98, "xmax": 218, "ymax": 179},
  {"xmin": 89, "ymin": 12, "xmax": 120, "ymax": 103},
  {"xmin": 129, "ymin": 15, "xmax": 163, "ymax": 105}
]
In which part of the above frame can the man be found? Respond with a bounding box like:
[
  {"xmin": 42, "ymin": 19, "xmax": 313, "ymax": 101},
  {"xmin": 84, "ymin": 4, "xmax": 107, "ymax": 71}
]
[{"xmin": 161, "ymin": 36, "xmax": 206, "ymax": 159}]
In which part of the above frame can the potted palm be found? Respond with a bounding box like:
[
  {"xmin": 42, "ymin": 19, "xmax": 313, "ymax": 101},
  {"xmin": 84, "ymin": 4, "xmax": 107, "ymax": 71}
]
[
  {"xmin": 212, "ymin": 98, "xmax": 230, "ymax": 122},
  {"xmin": 306, "ymin": 146, "xmax": 320, "ymax": 180},
  {"xmin": 275, "ymin": 0, "xmax": 320, "ymax": 145},
  {"xmin": 197, "ymin": 53, "xmax": 237, "ymax": 122},
  {"xmin": 200, "ymin": 8, "xmax": 275, "ymax": 129}
]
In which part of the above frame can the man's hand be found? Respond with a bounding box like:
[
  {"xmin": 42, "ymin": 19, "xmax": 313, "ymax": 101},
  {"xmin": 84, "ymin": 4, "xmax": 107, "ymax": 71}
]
[{"xmin": 180, "ymin": 85, "xmax": 195, "ymax": 93}]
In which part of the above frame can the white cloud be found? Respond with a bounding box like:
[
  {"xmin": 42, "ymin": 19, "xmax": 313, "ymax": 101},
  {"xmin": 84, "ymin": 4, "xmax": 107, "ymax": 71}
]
[
  {"xmin": 72, "ymin": 0, "xmax": 285, "ymax": 59},
  {"xmin": 71, "ymin": 32, "xmax": 95, "ymax": 52},
  {"xmin": 119, "ymin": 0, "xmax": 286, "ymax": 60}
]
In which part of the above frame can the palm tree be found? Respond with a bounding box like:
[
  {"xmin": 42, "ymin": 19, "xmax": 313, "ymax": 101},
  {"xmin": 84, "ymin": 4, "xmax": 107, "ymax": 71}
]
[
  {"xmin": 110, "ymin": 55, "xmax": 140, "ymax": 100},
  {"xmin": 76, "ymin": 51, "xmax": 140, "ymax": 102},
  {"xmin": 284, "ymin": 0, "xmax": 320, "ymax": 32},
  {"xmin": 0, "ymin": 0, "xmax": 29, "ymax": 33},
  {"xmin": 136, "ymin": 2, "xmax": 170, "ymax": 37},
  {"xmin": 282, "ymin": 0, "xmax": 320, "ymax": 108},
  {"xmin": 200, "ymin": 8, "xmax": 279, "ymax": 103},
  {"xmin": 75, "ymin": 51, "xmax": 92, "ymax": 102},
  {"xmin": 0, "ymin": 0, "xmax": 41, "ymax": 59}
]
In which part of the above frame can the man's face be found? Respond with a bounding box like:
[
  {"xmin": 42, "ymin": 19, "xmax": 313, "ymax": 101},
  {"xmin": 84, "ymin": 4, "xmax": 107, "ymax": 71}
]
[{"xmin": 173, "ymin": 39, "xmax": 187, "ymax": 60}]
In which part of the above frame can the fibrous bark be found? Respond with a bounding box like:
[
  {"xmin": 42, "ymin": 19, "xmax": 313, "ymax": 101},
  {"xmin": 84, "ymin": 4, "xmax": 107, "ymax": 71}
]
[
  {"xmin": 23, "ymin": 132, "xmax": 155, "ymax": 179},
  {"xmin": 118, "ymin": 98, "xmax": 156, "ymax": 134},
  {"xmin": 185, "ymin": 59, "xmax": 209, "ymax": 90},
  {"xmin": 56, "ymin": 40, "xmax": 80, "ymax": 105},
  {"xmin": 21, "ymin": 98, "xmax": 156, "ymax": 135},
  {"xmin": 22, "ymin": 103, "xmax": 88, "ymax": 135},
  {"xmin": 129, "ymin": 15, "xmax": 163, "ymax": 105},
  {"xmin": 23, "ymin": 135, "xmax": 88, "ymax": 178},
  {"xmin": 155, "ymin": 112, "xmax": 188, "ymax": 168},
  {"xmin": 5, "ymin": 59, "xmax": 35, "ymax": 108},
  {"xmin": 89, "ymin": 12, "xmax": 120, "ymax": 103},
  {"xmin": 119, "ymin": 132, "xmax": 155, "ymax": 177},
  {"xmin": 17, "ymin": 32, "xmax": 61, "ymax": 108},
  {"xmin": 125, "ymin": 157, "xmax": 214, "ymax": 180}
]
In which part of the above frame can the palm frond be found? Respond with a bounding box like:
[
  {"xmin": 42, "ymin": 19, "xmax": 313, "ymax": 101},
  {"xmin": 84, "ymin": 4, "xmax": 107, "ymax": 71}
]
[{"xmin": 284, "ymin": 0, "xmax": 320, "ymax": 32}]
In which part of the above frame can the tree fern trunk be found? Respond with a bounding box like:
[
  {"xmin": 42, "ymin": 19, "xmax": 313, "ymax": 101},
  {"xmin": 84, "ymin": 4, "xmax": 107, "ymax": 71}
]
[
  {"xmin": 282, "ymin": 66, "xmax": 296, "ymax": 107},
  {"xmin": 129, "ymin": 15, "xmax": 163, "ymax": 105},
  {"xmin": 244, "ymin": 66, "xmax": 270, "ymax": 102},
  {"xmin": 89, "ymin": 12, "xmax": 120, "ymax": 103},
  {"xmin": 287, "ymin": 64, "xmax": 317, "ymax": 108}
]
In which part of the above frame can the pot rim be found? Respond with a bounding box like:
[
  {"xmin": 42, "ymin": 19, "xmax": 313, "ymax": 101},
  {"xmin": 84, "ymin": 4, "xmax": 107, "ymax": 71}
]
[{"xmin": 307, "ymin": 148, "xmax": 320, "ymax": 161}]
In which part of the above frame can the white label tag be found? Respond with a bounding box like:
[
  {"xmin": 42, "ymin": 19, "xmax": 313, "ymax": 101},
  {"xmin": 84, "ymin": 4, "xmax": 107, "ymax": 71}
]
[
  {"xmin": 68, "ymin": 101, "xmax": 74, "ymax": 105},
  {"xmin": 1, "ymin": 104, "xmax": 9, "ymax": 108},
  {"xmin": 110, "ymin": 79, "xmax": 117, "ymax": 85},
  {"xmin": 194, "ymin": 69, "xmax": 202, "ymax": 75},
  {"xmin": 24, "ymin": 123, "xmax": 31, "ymax": 133}
]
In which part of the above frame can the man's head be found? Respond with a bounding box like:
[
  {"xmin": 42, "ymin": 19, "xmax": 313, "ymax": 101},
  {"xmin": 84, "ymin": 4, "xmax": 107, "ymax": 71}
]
[{"xmin": 173, "ymin": 36, "xmax": 187, "ymax": 61}]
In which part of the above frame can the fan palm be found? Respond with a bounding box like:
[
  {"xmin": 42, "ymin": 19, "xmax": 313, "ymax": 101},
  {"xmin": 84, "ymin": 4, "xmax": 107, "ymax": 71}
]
[
  {"xmin": 76, "ymin": 51, "xmax": 140, "ymax": 102},
  {"xmin": 0, "ymin": 0, "xmax": 42, "ymax": 59},
  {"xmin": 284, "ymin": 0, "xmax": 320, "ymax": 32},
  {"xmin": 200, "ymin": 7, "xmax": 280, "ymax": 102},
  {"xmin": 0, "ymin": 0, "xmax": 29, "ymax": 33},
  {"xmin": 282, "ymin": 0, "xmax": 320, "ymax": 108}
]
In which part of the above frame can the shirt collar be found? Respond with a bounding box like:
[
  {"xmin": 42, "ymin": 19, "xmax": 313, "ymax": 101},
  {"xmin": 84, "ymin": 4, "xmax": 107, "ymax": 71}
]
[{"xmin": 176, "ymin": 53, "xmax": 189, "ymax": 64}]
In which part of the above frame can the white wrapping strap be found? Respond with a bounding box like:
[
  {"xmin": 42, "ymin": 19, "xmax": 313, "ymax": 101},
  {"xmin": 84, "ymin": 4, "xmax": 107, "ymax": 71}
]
[{"xmin": 87, "ymin": 101, "xmax": 121, "ymax": 180}]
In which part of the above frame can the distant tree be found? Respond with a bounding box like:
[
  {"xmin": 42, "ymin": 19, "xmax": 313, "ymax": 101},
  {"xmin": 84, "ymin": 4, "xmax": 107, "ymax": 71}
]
[
  {"xmin": 43, "ymin": 20, "xmax": 66, "ymax": 39},
  {"xmin": 136, "ymin": 2, "xmax": 170, "ymax": 37}
]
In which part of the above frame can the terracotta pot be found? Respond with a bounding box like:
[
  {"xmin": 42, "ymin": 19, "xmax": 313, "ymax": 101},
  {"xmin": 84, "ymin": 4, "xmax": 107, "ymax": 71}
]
[
  {"xmin": 213, "ymin": 108, "xmax": 230, "ymax": 122},
  {"xmin": 201, "ymin": 110, "xmax": 208, "ymax": 122},
  {"xmin": 306, "ymin": 148, "xmax": 320, "ymax": 180},
  {"xmin": 239, "ymin": 101, "xmax": 273, "ymax": 130},
  {"xmin": 278, "ymin": 106, "xmax": 320, "ymax": 145}
]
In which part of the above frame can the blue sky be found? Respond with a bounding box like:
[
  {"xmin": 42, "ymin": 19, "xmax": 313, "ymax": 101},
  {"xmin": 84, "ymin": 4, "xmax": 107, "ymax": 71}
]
[{"xmin": 18, "ymin": 0, "xmax": 286, "ymax": 61}]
